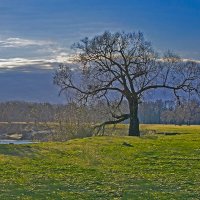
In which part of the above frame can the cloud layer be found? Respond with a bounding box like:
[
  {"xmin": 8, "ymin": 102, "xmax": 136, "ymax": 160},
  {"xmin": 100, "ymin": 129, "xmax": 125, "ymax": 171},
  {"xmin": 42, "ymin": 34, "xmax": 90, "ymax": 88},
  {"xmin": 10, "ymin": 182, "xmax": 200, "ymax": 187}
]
[
  {"xmin": 0, "ymin": 36, "xmax": 72, "ymax": 71},
  {"xmin": 0, "ymin": 37, "xmax": 54, "ymax": 48},
  {"xmin": 0, "ymin": 58, "xmax": 56, "ymax": 72}
]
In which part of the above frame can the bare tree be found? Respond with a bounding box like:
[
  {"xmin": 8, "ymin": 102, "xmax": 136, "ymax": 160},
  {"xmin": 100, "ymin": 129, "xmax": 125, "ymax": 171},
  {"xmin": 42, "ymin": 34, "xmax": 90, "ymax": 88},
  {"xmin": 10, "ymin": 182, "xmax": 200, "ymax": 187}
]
[{"xmin": 54, "ymin": 31, "xmax": 200, "ymax": 136}]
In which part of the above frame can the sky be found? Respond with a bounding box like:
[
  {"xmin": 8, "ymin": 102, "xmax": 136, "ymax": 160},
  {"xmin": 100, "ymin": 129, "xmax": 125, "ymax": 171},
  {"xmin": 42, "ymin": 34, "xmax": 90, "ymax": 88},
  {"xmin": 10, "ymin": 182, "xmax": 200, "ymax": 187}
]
[{"xmin": 0, "ymin": 0, "xmax": 199, "ymax": 102}]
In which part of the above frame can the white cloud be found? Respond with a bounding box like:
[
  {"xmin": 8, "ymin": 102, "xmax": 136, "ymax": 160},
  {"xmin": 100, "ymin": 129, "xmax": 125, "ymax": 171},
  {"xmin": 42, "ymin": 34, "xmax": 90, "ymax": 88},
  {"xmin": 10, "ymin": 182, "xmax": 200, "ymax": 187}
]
[
  {"xmin": 0, "ymin": 58, "xmax": 56, "ymax": 70},
  {"xmin": 182, "ymin": 58, "xmax": 200, "ymax": 64},
  {"xmin": 0, "ymin": 35, "xmax": 74, "ymax": 66},
  {"xmin": 0, "ymin": 53, "xmax": 74, "ymax": 71},
  {"xmin": 53, "ymin": 52, "xmax": 73, "ymax": 63},
  {"xmin": 0, "ymin": 37, "xmax": 54, "ymax": 48},
  {"xmin": 157, "ymin": 58, "xmax": 200, "ymax": 64}
]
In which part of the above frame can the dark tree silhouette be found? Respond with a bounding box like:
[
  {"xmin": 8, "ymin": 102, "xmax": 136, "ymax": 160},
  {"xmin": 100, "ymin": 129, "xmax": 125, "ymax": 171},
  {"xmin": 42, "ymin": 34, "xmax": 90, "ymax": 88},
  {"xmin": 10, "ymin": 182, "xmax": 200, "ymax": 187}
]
[{"xmin": 54, "ymin": 31, "xmax": 200, "ymax": 136}]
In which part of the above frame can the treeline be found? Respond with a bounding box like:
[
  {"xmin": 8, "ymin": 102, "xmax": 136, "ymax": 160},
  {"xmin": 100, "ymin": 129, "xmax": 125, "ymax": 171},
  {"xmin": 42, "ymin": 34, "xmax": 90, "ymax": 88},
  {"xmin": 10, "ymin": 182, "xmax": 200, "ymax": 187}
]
[
  {"xmin": 0, "ymin": 101, "xmax": 106, "ymax": 124},
  {"xmin": 0, "ymin": 100, "xmax": 200, "ymax": 125},
  {"xmin": 139, "ymin": 99, "xmax": 200, "ymax": 125}
]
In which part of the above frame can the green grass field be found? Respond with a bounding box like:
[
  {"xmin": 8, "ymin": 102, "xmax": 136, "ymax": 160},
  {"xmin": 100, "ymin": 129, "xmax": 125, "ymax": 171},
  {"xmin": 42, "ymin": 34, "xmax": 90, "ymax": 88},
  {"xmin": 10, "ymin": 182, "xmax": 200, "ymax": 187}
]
[{"xmin": 0, "ymin": 125, "xmax": 200, "ymax": 199}]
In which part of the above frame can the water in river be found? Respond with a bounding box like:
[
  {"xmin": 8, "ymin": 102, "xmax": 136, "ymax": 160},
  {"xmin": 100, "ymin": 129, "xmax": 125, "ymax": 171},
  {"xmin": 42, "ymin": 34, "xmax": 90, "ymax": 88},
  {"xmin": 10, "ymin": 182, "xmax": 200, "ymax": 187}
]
[{"xmin": 0, "ymin": 140, "xmax": 34, "ymax": 144}]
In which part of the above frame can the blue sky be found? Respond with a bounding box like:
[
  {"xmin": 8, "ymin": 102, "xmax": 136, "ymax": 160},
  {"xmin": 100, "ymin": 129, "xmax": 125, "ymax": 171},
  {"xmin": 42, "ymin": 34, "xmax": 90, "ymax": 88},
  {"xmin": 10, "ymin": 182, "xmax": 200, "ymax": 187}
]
[
  {"xmin": 0, "ymin": 0, "xmax": 200, "ymax": 60},
  {"xmin": 0, "ymin": 0, "xmax": 199, "ymax": 102}
]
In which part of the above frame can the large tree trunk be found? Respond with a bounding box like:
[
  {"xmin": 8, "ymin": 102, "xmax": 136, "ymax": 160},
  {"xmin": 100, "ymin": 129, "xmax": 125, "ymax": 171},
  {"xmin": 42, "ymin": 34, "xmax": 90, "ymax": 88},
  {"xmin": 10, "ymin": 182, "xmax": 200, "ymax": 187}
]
[{"xmin": 128, "ymin": 100, "xmax": 140, "ymax": 136}]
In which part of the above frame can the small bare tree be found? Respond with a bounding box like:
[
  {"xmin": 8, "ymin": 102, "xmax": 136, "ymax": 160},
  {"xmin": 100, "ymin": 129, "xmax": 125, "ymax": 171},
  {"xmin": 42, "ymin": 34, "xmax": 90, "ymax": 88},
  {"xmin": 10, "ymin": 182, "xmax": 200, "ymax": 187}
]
[{"xmin": 54, "ymin": 31, "xmax": 200, "ymax": 136}]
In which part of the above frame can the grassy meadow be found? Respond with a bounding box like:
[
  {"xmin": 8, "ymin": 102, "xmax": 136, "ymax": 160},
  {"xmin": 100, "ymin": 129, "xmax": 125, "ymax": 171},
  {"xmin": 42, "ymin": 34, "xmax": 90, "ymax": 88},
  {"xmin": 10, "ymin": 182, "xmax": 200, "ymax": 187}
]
[{"xmin": 0, "ymin": 124, "xmax": 200, "ymax": 199}]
